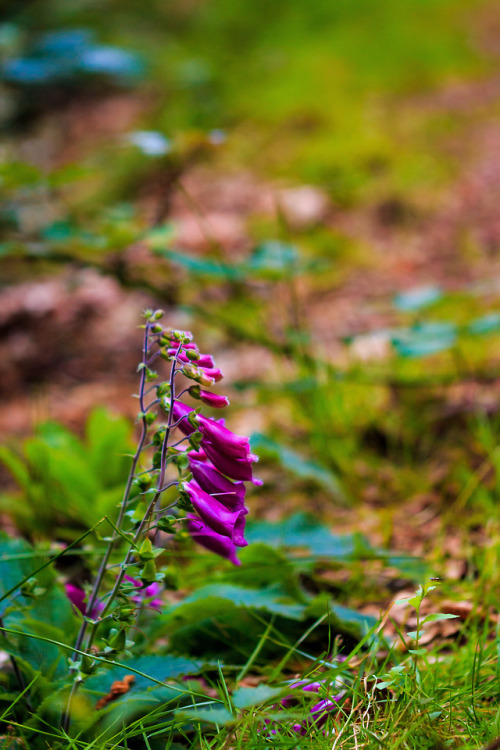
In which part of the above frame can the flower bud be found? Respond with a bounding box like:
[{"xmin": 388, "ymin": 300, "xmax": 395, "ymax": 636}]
[
  {"xmin": 138, "ymin": 537, "xmax": 155, "ymax": 561},
  {"xmin": 140, "ymin": 559, "xmax": 157, "ymax": 585},
  {"xmin": 186, "ymin": 348, "xmax": 200, "ymax": 361},
  {"xmin": 198, "ymin": 390, "xmax": 229, "ymax": 408},
  {"xmin": 108, "ymin": 628, "xmax": 127, "ymax": 652},
  {"xmin": 152, "ymin": 309, "xmax": 164, "ymax": 321},
  {"xmin": 181, "ymin": 363, "xmax": 199, "ymax": 381},
  {"xmin": 188, "ymin": 385, "xmax": 201, "ymax": 399}
]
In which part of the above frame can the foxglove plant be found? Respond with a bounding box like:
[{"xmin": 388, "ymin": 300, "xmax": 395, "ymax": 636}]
[{"xmin": 62, "ymin": 310, "xmax": 259, "ymax": 729}]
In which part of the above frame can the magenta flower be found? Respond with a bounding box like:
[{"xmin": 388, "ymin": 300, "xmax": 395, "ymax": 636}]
[
  {"xmin": 187, "ymin": 515, "xmax": 241, "ymax": 565},
  {"xmin": 188, "ymin": 456, "xmax": 248, "ymax": 513},
  {"xmin": 124, "ymin": 576, "xmax": 163, "ymax": 608},
  {"xmin": 65, "ymin": 583, "xmax": 87, "ymax": 614},
  {"xmin": 198, "ymin": 366, "xmax": 223, "ymax": 382},
  {"xmin": 195, "ymin": 415, "xmax": 257, "ymax": 460},
  {"xmin": 172, "ymin": 402, "xmax": 261, "ymax": 484},
  {"xmin": 198, "ymin": 390, "xmax": 229, "ymax": 408},
  {"xmin": 167, "ymin": 349, "xmax": 215, "ymax": 369},
  {"xmin": 65, "ymin": 583, "xmax": 104, "ymax": 617},
  {"xmin": 182, "ymin": 479, "xmax": 247, "ymax": 546}
]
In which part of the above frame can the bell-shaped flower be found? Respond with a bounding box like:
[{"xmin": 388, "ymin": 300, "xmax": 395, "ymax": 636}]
[
  {"xmin": 188, "ymin": 456, "xmax": 248, "ymax": 513},
  {"xmin": 182, "ymin": 479, "xmax": 247, "ymax": 546},
  {"xmin": 187, "ymin": 515, "xmax": 241, "ymax": 565},
  {"xmin": 198, "ymin": 390, "xmax": 229, "ymax": 408},
  {"xmin": 201, "ymin": 440, "xmax": 261, "ymax": 485},
  {"xmin": 171, "ymin": 400, "xmax": 196, "ymax": 435},
  {"xmin": 196, "ymin": 414, "xmax": 256, "ymax": 460},
  {"xmin": 124, "ymin": 575, "xmax": 163, "ymax": 608}
]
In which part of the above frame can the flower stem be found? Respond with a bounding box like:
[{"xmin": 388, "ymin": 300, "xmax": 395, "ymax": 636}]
[{"xmin": 61, "ymin": 323, "xmax": 152, "ymax": 731}]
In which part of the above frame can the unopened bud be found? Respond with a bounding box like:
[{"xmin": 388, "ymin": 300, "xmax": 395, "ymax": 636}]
[{"xmin": 140, "ymin": 559, "xmax": 157, "ymax": 585}]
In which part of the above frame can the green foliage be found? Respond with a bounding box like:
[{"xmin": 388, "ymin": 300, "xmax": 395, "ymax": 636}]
[{"xmin": 0, "ymin": 408, "xmax": 133, "ymax": 539}]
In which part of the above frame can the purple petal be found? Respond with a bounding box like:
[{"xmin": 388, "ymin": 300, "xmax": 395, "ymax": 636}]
[
  {"xmin": 183, "ymin": 480, "xmax": 247, "ymax": 546},
  {"xmin": 188, "ymin": 457, "xmax": 248, "ymax": 513},
  {"xmin": 187, "ymin": 515, "xmax": 241, "ymax": 565},
  {"xmin": 198, "ymin": 390, "xmax": 229, "ymax": 409}
]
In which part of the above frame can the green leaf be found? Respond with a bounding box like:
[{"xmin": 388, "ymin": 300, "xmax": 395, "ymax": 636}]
[
  {"xmin": 422, "ymin": 613, "xmax": 460, "ymax": 624},
  {"xmin": 166, "ymin": 584, "xmax": 305, "ymax": 622},
  {"xmin": 176, "ymin": 704, "xmax": 235, "ymax": 725},
  {"xmin": 85, "ymin": 408, "xmax": 133, "ymax": 487},
  {"xmin": 392, "ymin": 322, "xmax": 456, "ymax": 358},
  {"xmin": 245, "ymin": 513, "xmax": 364, "ymax": 559},
  {"xmin": 467, "ymin": 313, "xmax": 500, "ymax": 335},
  {"xmin": 158, "ymin": 249, "xmax": 243, "ymax": 280},
  {"xmin": 393, "ymin": 286, "xmax": 442, "ymax": 312},
  {"xmin": 84, "ymin": 655, "xmax": 203, "ymax": 695},
  {"xmin": 250, "ymin": 434, "xmax": 345, "ymax": 499},
  {"xmin": 232, "ymin": 684, "xmax": 286, "ymax": 709},
  {"xmin": 0, "ymin": 535, "xmax": 53, "ymax": 614},
  {"xmin": 305, "ymin": 595, "xmax": 378, "ymax": 640}
]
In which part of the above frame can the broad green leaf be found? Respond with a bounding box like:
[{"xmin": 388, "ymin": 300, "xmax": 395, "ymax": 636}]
[
  {"xmin": 166, "ymin": 584, "xmax": 305, "ymax": 621},
  {"xmin": 158, "ymin": 249, "xmax": 243, "ymax": 280},
  {"xmin": 305, "ymin": 595, "xmax": 377, "ymax": 640},
  {"xmin": 245, "ymin": 513, "xmax": 363, "ymax": 559},
  {"xmin": 0, "ymin": 534, "xmax": 53, "ymax": 613},
  {"xmin": 85, "ymin": 408, "xmax": 132, "ymax": 487},
  {"xmin": 176, "ymin": 704, "xmax": 235, "ymax": 725},
  {"xmin": 224, "ymin": 543, "xmax": 306, "ymax": 598},
  {"xmin": 393, "ymin": 286, "xmax": 442, "ymax": 312},
  {"xmin": 232, "ymin": 684, "xmax": 286, "ymax": 709},
  {"xmin": 392, "ymin": 322, "xmax": 456, "ymax": 358},
  {"xmin": 467, "ymin": 313, "xmax": 500, "ymax": 335},
  {"xmin": 250, "ymin": 435, "xmax": 345, "ymax": 499},
  {"xmin": 85, "ymin": 655, "xmax": 203, "ymax": 694}
]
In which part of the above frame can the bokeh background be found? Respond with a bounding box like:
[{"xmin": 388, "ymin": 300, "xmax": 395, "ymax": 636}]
[{"xmin": 2, "ymin": 0, "xmax": 500, "ymax": 554}]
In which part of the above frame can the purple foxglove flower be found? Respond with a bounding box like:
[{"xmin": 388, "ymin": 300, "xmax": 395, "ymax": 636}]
[
  {"xmin": 124, "ymin": 575, "xmax": 163, "ymax": 608},
  {"xmin": 201, "ymin": 440, "xmax": 262, "ymax": 485},
  {"xmin": 167, "ymin": 349, "xmax": 215, "ymax": 369},
  {"xmin": 195, "ymin": 415, "xmax": 256, "ymax": 460},
  {"xmin": 171, "ymin": 400, "xmax": 196, "ymax": 435},
  {"xmin": 187, "ymin": 514, "xmax": 241, "ymax": 565},
  {"xmin": 198, "ymin": 390, "xmax": 229, "ymax": 409},
  {"xmin": 65, "ymin": 583, "xmax": 104, "ymax": 617},
  {"xmin": 188, "ymin": 456, "xmax": 248, "ymax": 513},
  {"xmin": 173, "ymin": 404, "xmax": 262, "ymax": 483},
  {"xmin": 182, "ymin": 480, "xmax": 247, "ymax": 546},
  {"xmin": 65, "ymin": 583, "xmax": 87, "ymax": 614},
  {"xmin": 187, "ymin": 447, "xmax": 208, "ymax": 461},
  {"xmin": 199, "ymin": 366, "xmax": 223, "ymax": 382}
]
